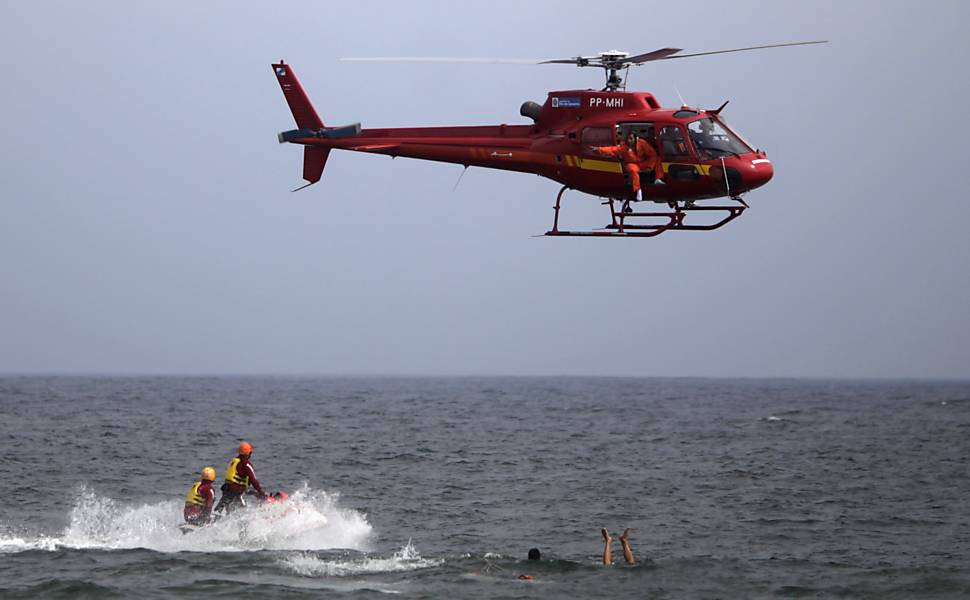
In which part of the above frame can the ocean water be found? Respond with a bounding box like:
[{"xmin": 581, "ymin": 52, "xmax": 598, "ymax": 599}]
[{"xmin": 1, "ymin": 376, "xmax": 968, "ymax": 598}]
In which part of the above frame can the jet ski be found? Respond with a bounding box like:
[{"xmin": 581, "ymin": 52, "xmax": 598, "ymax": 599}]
[{"xmin": 177, "ymin": 490, "xmax": 290, "ymax": 534}]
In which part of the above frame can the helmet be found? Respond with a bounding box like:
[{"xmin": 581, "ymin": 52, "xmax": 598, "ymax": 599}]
[
  {"xmin": 201, "ymin": 467, "xmax": 216, "ymax": 481},
  {"xmin": 239, "ymin": 441, "xmax": 253, "ymax": 455},
  {"xmin": 276, "ymin": 491, "xmax": 289, "ymax": 501}
]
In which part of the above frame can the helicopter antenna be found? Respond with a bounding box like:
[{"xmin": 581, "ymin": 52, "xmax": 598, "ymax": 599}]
[
  {"xmin": 343, "ymin": 41, "xmax": 826, "ymax": 92},
  {"xmin": 674, "ymin": 84, "xmax": 687, "ymax": 107},
  {"xmin": 452, "ymin": 165, "xmax": 469, "ymax": 192}
]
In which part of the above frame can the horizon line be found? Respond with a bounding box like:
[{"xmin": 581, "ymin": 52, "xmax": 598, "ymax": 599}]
[{"xmin": 0, "ymin": 372, "xmax": 968, "ymax": 383}]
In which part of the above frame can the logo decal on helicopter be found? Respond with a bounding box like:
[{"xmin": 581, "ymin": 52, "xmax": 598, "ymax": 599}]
[{"xmin": 551, "ymin": 97, "xmax": 580, "ymax": 108}]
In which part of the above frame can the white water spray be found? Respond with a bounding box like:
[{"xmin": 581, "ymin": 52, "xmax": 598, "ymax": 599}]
[{"xmin": 1, "ymin": 484, "xmax": 372, "ymax": 553}]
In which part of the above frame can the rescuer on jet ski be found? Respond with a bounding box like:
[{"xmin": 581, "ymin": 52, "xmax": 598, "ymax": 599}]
[
  {"xmin": 183, "ymin": 467, "xmax": 217, "ymax": 525},
  {"xmin": 214, "ymin": 441, "xmax": 267, "ymax": 514}
]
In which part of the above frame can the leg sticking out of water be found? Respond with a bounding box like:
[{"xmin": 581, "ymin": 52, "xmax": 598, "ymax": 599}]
[
  {"xmin": 601, "ymin": 528, "xmax": 613, "ymax": 565},
  {"xmin": 619, "ymin": 528, "xmax": 636, "ymax": 565}
]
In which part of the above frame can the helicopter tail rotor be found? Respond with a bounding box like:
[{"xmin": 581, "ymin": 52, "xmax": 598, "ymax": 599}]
[{"xmin": 278, "ymin": 123, "xmax": 362, "ymax": 143}]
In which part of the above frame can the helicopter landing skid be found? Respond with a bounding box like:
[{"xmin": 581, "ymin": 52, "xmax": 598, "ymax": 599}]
[{"xmin": 544, "ymin": 186, "xmax": 746, "ymax": 237}]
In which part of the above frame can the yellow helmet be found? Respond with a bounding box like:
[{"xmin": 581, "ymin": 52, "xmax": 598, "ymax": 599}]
[{"xmin": 201, "ymin": 467, "xmax": 216, "ymax": 482}]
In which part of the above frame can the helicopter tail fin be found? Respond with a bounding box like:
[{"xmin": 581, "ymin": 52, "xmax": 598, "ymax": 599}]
[
  {"xmin": 272, "ymin": 61, "xmax": 324, "ymax": 130},
  {"xmin": 300, "ymin": 146, "xmax": 330, "ymax": 189},
  {"xmin": 273, "ymin": 61, "xmax": 329, "ymax": 189}
]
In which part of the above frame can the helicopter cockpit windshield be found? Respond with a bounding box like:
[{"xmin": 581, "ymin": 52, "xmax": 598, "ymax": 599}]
[{"xmin": 687, "ymin": 117, "xmax": 753, "ymax": 160}]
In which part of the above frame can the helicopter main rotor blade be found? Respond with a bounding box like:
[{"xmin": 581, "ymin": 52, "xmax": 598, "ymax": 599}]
[
  {"xmin": 648, "ymin": 40, "xmax": 828, "ymax": 62},
  {"xmin": 624, "ymin": 48, "xmax": 684, "ymax": 64},
  {"xmin": 339, "ymin": 57, "xmax": 549, "ymax": 64},
  {"xmin": 341, "ymin": 42, "xmax": 826, "ymax": 68},
  {"xmin": 539, "ymin": 56, "xmax": 600, "ymax": 65}
]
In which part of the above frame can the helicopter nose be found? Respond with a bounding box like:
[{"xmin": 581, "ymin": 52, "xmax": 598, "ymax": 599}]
[{"xmin": 744, "ymin": 157, "xmax": 773, "ymax": 189}]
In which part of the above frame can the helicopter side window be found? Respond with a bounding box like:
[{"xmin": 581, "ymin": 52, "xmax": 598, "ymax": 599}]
[
  {"xmin": 659, "ymin": 126, "xmax": 691, "ymax": 162},
  {"xmin": 581, "ymin": 127, "xmax": 613, "ymax": 146},
  {"xmin": 581, "ymin": 127, "xmax": 614, "ymax": 157},
  {"xmin": 688, "ymin": 117, "xmax": 753, "ymax": 160}
]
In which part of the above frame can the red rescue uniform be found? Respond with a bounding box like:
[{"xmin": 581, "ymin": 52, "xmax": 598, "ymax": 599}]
[{"xmin": 592, "ymin": 138, "xmax": 663, "ymax": 195}]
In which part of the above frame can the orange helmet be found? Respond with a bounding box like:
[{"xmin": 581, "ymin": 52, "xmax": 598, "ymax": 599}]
[
  {"xmin": 201, "ymin": 467, "xmax": 216, "ymax": 481},
  {"xmin": 239, "ymin": 441, "xmax": 253, "ymax": 455}
]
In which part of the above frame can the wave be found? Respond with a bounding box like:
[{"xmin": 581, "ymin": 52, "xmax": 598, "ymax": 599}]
[
  {"xmin": 0, "ymin": 533, "xmax": 59, "ymax": 553},
  {"xmin": 1, "ymin": 484, "xmax": 372, "ymax": 553},
  {"xmin": 279, "ymin": 540, "xmax": 443, "ymax": 577}
]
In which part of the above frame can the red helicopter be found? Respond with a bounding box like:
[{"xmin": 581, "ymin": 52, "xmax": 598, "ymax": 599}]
[{"xmin": 272, "ymin": 41, "xmax": 825, "ymax": 237}]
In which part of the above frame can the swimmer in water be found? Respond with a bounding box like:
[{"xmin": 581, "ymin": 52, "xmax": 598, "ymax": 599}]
[
  {"xmin": 601, "ymin": 528, "xmax": 636, "ymax": 565},
  {"xmin": 517, "ymin": 548, "xmax": 542, "ymax": 580}
]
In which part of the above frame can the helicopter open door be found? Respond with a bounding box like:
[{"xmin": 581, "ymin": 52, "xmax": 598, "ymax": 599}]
[
  {"xmin": 617, "ymin": 122, "xmax": 662, "ymax": 184},
  {"xmin": 617, "ymin": 122, "xmax": 655, "ymax": 141}
]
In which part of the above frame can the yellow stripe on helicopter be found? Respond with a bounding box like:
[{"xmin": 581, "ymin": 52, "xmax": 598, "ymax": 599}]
[
  {"xmin": 567, "ymin": 157, "xmax": 714, "ymax": 176},
  {"xmin": 573, "ymin": 157, "xmax": 622, "ymax": 173}
]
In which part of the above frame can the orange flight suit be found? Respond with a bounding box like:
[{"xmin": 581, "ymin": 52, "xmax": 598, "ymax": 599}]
[{"xmin": 592, "ymin": 138, "xmax": 663, "ymax": 195}]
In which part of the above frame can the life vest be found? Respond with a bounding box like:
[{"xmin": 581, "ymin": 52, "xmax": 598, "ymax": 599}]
[
  {"xmin": 225, "ymin": 457, "xmax": 250, "ymax": 487},
  {"xmin": 185, "ymin": 482, "xmax": 205, "ymax": 507}
]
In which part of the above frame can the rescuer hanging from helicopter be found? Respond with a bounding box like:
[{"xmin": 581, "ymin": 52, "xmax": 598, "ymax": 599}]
[{"xmin": 588, "ymin": 128, "xmax": 664, "ymax": 210}]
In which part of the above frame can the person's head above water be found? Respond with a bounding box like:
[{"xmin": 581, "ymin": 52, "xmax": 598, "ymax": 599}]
[
  {"xmin": 239, "ymin": 441, "xmax": 253, "ymax": 457},
  {"xmin": 527, "ymin": 548, "xmax": 541, "ymax": 560}
]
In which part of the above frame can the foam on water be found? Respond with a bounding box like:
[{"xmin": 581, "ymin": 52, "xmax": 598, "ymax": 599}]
[
  {"xmin": 280, "ymin": 540, "xmax": 443, "ymax": 577},
  {"xmin": 5, "ymin": 484, "xmax": 372, "ymax": 553},
  {"xmin": 0, "ymin": 532, "xmax": 59, "ymax": 553}
]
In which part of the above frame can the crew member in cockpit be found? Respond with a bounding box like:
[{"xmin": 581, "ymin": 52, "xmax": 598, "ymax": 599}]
[{"xmin": 588, "ymin": 129, "xmax": 664, "ymax": 206}]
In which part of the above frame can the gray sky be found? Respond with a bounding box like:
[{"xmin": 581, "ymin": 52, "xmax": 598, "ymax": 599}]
[{"xmin": 1, "ymin": 1, "xmax": 967, "ymax": 378}]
